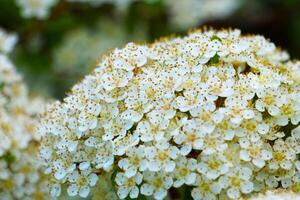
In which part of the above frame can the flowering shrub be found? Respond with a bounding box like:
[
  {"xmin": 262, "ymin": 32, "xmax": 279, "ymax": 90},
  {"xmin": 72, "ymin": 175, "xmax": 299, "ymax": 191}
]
[
  {"xmin": 0, "ymin": 29, "xmax": 50, "ymax": 199},
  {"xmin": 39, "ymin": 29, "xmax": 300, "ymax": 199}
]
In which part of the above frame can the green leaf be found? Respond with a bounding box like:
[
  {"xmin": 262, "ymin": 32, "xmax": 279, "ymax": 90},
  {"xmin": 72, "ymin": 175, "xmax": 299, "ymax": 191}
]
[
  {"xmin": 0, "ymin": 152, "xmax": 16, "ymax": 164},
  {"xmin": 210, "ymin": 35, "xmax": 222, "ymax": 42},
  {"xmin": 209, "ymin": 53, "xmax": 220, "ymax": 65}
]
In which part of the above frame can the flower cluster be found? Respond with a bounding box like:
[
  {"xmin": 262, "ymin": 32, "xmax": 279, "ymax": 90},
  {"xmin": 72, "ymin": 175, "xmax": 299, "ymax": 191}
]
[
  {"xmin": 15, "ymin": 0, "xmax": 57, "ymax": 19},
  {"xmin": 0, "ymin": 28, "xmax": 50, "ymax": 199},
  {"xmin": 39, "ymin": 29, "xmax": 300, "ymax": 199}
]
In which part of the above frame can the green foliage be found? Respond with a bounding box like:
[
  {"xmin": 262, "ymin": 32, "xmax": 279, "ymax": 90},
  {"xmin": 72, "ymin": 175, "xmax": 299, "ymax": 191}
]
[{"xmin": 0, "ymin": 152, "xmax": 16, "ymax": 165}]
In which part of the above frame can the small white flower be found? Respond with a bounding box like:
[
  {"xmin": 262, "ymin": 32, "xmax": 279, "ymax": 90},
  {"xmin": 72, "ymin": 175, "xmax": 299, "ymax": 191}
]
[
  {"xmin": 239, "ymin": 138, "xmax": 272, "ymax": 168},
  {"xmin": 191, "ymin": 174, "xmax": 221, "ymax": 200},
  {"xmin": 118, "ymin": 146, "xmax": 148, "ymax": 177},
  {"xmin": 67, "ymin": 168, "xmax": 98, "ymax": 198},
  {"xmin": 219, "ymin": 167, "xmax": 254, "ymax": 199},
  {"xmin": 145, "ymin": 143, "xmax": 178, "ymax": 172},
  {"xmin": 141, "ymin": 171, "xmax": 173, "ymax": 200},
  {"xmin": 197, "ymin": 153, "xmax": 230, "ymax": 180},
  {"xmin": 115, "ymin": 172, "xmax": 142, "ymax": 199},
  {"xmin": 173, "ymin": 156, "xmax": 197, "ymax": 187}
]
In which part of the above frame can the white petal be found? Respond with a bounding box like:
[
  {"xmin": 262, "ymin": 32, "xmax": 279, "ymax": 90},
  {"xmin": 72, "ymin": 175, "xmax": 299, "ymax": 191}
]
[
  {"xmin": 54, "ymin": 169, "xmax": 66, "ymax": 180},
  {"xmin": 243, "ymin": 110, "xmax": 255, "ymax": 119},
  {"xmin": 88, "ymin": 173, "xmax": 98, "ymax": 186},
  {"xmin": 79, "ymin": 162, "xmax": 90, "ymax": 171},
  {"xmin": 257, "ymin": 123, "xmax": 269, "ymax": 135},
  {"xmin": 227, "ymin": 187, "xmax": 240, "ymax": 199},
  {"xmin": 240, "ymin": 150, "xmax": 251, "ymax": 161},
  {"xmin": 241, "ymin": 182, "xmax": 253, "ymax": 194},
  {"xmin": 129, "ymin": 186, "xmax": 139, "ymax": 198},
  {"xmin": 164, "ymin": 161, "xmax": 175, "ymax": 172},
  {"xmin": 154, "ymin": 188, "xmax": 167, "ymax": 200},
  {"xmin": 117, "ymin": 186, "xmax": 130, "ymax": 199},
  {"xmin": 79, "ymin": 186, "xmax": 90, "ymax": 198},
  {"xmin": 50, "ymin": 184, "xmax": 61, "ymax": 197},
  {"xmin": 67, "ymin": 184, "xmax": 79, "ymax": 196},
  {"xmin": 125, "ymin": 166, "xmax": 137, "ymax": 178},
  {"xmin": 180, "ymin": 145, "xmax": 192, "ymax": 156},
  {"xmin": 185, "ymin": 173, "xmax": 196, "ymax": 185},
  {"xmin": 276, "ymin": 117, "xmax": 289, "ymax": 126},
  {"xmin": 141, "ymin": 184, "xmax": 154, "ymax": 196}
]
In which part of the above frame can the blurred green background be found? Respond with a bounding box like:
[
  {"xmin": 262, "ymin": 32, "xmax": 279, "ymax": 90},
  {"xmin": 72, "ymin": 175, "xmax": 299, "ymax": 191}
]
[{"xmin": 0, "ymin": 0, "xmax": 300, "ymax": 99}]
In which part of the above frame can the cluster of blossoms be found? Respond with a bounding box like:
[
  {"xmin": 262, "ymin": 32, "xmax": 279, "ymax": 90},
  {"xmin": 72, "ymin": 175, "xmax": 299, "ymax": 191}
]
[
  {"xmin": 53, "ymin": 19, "xmax": 147, "ymax": 88},
  {"xmin": 15, "ymin": 0, "xmax": 58, "ymax": 19},
  {"xmin": 0, "ymin": 28, "xmax": 50, "ymax": 199},
  {"xmin": 39, "ymin": 29, "xmax": 300, "ymax": 199}
]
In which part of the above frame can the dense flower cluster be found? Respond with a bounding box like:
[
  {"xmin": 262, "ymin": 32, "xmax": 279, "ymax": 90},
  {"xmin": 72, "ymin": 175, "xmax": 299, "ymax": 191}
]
[
  {"xmin": 39, "ymin": 29, "xmax": 300, "ymax": 199},
  {"xmin": 0, "ymin": 29, "xmax": 50, "ymax": 199},
  {"xmin": 15, "ymin": 0, "xmax": 57, "ymax": 19}
]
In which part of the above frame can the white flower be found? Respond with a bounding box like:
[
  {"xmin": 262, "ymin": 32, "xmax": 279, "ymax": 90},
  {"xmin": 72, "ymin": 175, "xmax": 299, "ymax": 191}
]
[
  {"xmin": 235, "ymin": 112, "xmax": 269, "ymax": 142},
  {"xmin": 255, "ymin": 87, "xmax": 286, "ymax": 116},
  {"xmin": 115, "ymin": 172, "xmax": 142, "ymax": 199},
  {"xmin": 53, "ymin": 159, "xmax": 76, "ymax": 181},
  {"xmin": 145, "ymin": 142, "xmax": 178, "ymax": 172},
  {"xmin": 268, "ymin": 139, "xmax": 296, "ymax": 170},
  {"xmin": 275, "ymin": 95, "xmax": 300, "ymax": 126},
  {"xmin": 191, "ymin": 174, "xmax": 221, "ymax": 200},
  {"xmin": 141, "ymin": 171, "xmax": 173, "ymax": 200},
  {"xmin": 222, "ymin": 97, "xmax": 255, "ymax": 125},
  {"xmin": 173, "ymin": 156, "xmax": 197, "ymax": 187},
  {"xmin": 197, "ymin": 153, "xmax": 230, "ymax": 180},
  {"xmin": 219, "ymin": 167, "xmax": 254, "ymax": 199},
  {"xmin": 173, "ymin": 119, "xmax": 205, "ymax": 155},
  {"xmin": 118, "ymin": 146, "xmax": 148, "ymax": 178},
  {"xmin": 239, "ymin": 138, "xmax": 272, "ymax": 168},
  {"xmin": 101, "ymin": 69, "xmax": 133, "ymax": 91},
  {"xmin": 135, "ymin": 119, "xmax": 166, "ymax": 142},
  {"xmin": 67, "ymin": 168, "xmax": 98, "ymax": 198}
]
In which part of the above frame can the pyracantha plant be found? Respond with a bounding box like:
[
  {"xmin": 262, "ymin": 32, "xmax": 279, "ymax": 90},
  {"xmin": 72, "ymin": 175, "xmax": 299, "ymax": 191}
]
[
  {"xmin": 39, "ymin": 29, "xmax": 300, "ymax": 199},
  {"xmin": 0, "ymin": 28, "xmax": 51, "ymax": 200}
]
